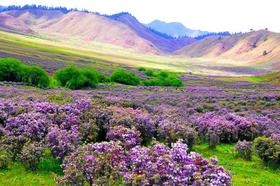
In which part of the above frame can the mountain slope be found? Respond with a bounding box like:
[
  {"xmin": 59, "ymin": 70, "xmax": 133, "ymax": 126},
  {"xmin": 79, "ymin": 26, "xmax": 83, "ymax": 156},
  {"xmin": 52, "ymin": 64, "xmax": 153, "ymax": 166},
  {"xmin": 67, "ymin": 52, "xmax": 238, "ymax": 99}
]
[
  {"xmin": 146, "ymin": 19, "xmax": 208, "ymax": 38},
  {"xmin": 109, "ymin": 13, "xmax": 196, "ymax": 52},
  {"xmin": 0, "ymin": 9, "xmax": 160, "ymax": 54},
  {"xmin": 176, "ymin": 30, "xmax": 280, "ymax": 66},
  {"xmin": 0, "ymin": 12, "xmax": 33, "ymax": 33}
]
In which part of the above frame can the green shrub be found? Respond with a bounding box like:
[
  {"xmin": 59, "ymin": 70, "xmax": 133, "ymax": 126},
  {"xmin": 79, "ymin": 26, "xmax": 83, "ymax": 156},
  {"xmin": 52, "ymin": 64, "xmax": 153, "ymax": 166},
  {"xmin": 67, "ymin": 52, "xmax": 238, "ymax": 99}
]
[
  {"xmin": 0, "ymin": 58, "xmax": 24, "ymax": 82},
  {"xmin": 54, "ymin": 66, "xmax": 98, "ymax": 89},
  {"xmin": 142, "ymin": 69, "xmax": 183, "ymax": 87},
  {"xmin": 144, "ymin": 69, "xmax": 157, "ymax": 77},
  {"xmin": 0, "ymin": 153, "xmax": 10, "ymax": 169},
  {"xmin": 0, "ymin": 58, "xmax": 50, "ymax": 87},
  {"xmin": 97, "ymin": 72, "xmax": 109, "ymax": 83},
  {"xmin": 0, "ymin": 136, "xmax": 26, "ymax": 161},
  {"xmin": 254, "ymin": 136, "xmax": 280, "ymax": 164},
  {"xmin": 23, "ymin": 66, "xmax": 50, "ymax": 88},
  {"xmin": 138, "ymin": 67, "xmax": 146, "ymax": 72},
  {"xmin": 110, "ymin": 69, "xmax": 140, "ymax": 85},
  {"xmin": 79, "ymin": 69, "xmax": 98, "ymax": 88},
  {"xmin": 143, "ymin": 76, "xmax": 183, "ymax": 87}
]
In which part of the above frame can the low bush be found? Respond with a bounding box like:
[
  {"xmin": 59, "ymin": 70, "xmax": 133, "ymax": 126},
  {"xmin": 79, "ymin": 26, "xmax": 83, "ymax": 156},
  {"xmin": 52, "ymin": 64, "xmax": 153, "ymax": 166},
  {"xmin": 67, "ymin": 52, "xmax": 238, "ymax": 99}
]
[
  {"xmin": 0, "ymin": 58, "xmax": 50, "ymax": 87},
  {"xmin": 110, "ymin": 69, "xmax": 140, "ymax": 85},
  {"xmin": 144, "ymin": 69, "xmax": 157, "ymax": 77},
  {"xmin": 142, "ymin": 70, "xmax": 183, "ymax": 87},
  {"xmin": 254, "ymin": 136, "xmax": 280, "ymax": 164},
  {"xmin": 157, "ymin": 120, "xmax": 197, "ymax": 150},
  {"xmin": 106, "ymin": 126, "xmax": 141, "ymax": 149},
  {"xmin": 0, "ymin": 58, "xmax": 24, "ymax": 82},
  {"xmin": 0, "ymin": 136, "xmax": 26, "ymax": 160},
  {"xmin": 59, "ymin": 140, "xmax": 232, "ymax": 185},
  {"xmin": 235, "ymin": 140, "xmax": 252, "ymax": 160},
  {"xmin": 19, "ymin": 142, "xmax": 45, "ymax": 171},
  {"xmin": 54, "ymin": 66, "xmax": 98, "ymax": 89},
  {"xmin": 0, "ymin": 152, "xmax": 10, "ymax": 169},
  {"xmin": 138, "ymin": 67, "xmax": 146, "ymax": 72},
  {"xmin": 22, "ymin": 66, "xmax": 50, "ymax": 88}
]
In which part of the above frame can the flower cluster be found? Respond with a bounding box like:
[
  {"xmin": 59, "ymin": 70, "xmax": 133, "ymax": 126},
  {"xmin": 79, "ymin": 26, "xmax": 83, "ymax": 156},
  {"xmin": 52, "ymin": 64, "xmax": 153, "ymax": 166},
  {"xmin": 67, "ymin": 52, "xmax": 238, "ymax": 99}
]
[
  {"xmin": 106, "ymin": 125, "xmax": 141, "ymax": 149},
  {"xmin": 235, "ymin": 140, "xmax": 252, "ymax": 160},
  {"xmin": 5, "ymin": 112, "xmax": 50, "ymax": 141},
  {"xmin": 109, "ymin": 106, "xmax": 156, "ymax": 142},
  {"xmin": 196, "ymin": 112, "xmax": 260, "ymax": 143},
  {"xmin": 60, "ymin": 140, "xmax": 232, "ymax": 185}
]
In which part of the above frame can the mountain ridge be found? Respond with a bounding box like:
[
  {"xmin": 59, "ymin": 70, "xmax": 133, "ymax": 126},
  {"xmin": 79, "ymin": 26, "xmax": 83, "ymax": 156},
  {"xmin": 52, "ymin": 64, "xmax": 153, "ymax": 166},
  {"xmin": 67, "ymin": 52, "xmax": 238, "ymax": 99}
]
[
  {"xmin": 146, "ymin": 19, "xmax": 209, "ymax": 38},
  {"xmin": 176, "ymin": 30, "xmax": 280, "ymax": 68}
]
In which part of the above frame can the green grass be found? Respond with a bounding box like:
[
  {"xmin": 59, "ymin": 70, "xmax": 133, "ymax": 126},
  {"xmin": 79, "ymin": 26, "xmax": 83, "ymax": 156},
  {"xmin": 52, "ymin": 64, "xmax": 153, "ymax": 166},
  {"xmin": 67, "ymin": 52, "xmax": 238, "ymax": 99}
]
[
  {"xmin": 0, "ymin": 151, "xmax": 62, "ymax": 186},
  {"xmin": 0, "ymin": 30, "xmax": 271, "ymax": 76},
  {"xmin": 217, "ymin": 71, "xmax": 280, "ymax": 85},
  {"xmin": 193, "ymin": 143, "xmax": 280, "ymax": 186}
]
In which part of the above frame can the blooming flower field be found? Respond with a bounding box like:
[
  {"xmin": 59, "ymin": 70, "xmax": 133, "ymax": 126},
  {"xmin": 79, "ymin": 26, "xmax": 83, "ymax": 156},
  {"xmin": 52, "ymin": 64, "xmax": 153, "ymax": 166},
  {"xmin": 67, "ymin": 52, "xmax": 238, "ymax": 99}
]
[{"xmin": 0, "ymin": 76, "xmax": 279, "ymax": 185}]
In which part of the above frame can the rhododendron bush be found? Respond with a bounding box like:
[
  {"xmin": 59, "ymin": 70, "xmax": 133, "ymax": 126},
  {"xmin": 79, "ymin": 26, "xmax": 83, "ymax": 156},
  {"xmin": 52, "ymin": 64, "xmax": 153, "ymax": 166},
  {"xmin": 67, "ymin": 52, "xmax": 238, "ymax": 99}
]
[{"xmin": 59, "ymin": 140, "xmax": 231, "ymax": 185}]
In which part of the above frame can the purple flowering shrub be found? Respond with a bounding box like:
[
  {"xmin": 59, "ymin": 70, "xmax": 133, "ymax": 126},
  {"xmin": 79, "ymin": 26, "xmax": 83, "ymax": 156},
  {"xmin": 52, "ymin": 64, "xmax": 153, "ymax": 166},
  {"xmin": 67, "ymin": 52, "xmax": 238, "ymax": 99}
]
[
  {"xmin": 47, "ymin": 126, "xmax": 81, "ymax": 161},
  {"xmin": 235, "ymin": 140, "xmax": 252, "ymax": 160},
  {"xmin": 109, "ymin": 106, "xmax": 156, "ymax": 143},
  {"xmin": 5, "ymin": 112, "xmax": 50, "ymax": 141},
  {"xmin": 157, "ymin": 119, "xmax": 197, "ymax": 150},
  {"xmin": 196, "ymin": 112, "xmax": 260, "ymax": 144},
  {"xmin": 59, "ymin": 141, "xmax": 126, "ymax": 185},
  {"xmin": 60, "ymin": 140, "xmax": 232, "ymax": 185},
  {"xmin": 19, "ymin": 142, "xmax": 45, "ymax": 171},
  {"xmin": 106, "ymin": 125, "xmax": 141, "ymax": 149}
]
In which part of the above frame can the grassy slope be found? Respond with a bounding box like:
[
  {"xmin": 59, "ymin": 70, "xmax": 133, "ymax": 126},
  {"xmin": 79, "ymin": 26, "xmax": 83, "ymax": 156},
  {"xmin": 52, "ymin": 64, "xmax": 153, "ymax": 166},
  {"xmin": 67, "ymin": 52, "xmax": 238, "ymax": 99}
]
[
  {"xmin": 0, "ymin": 30, "xmax": 270, "ymax": 76},
  {"xmin": 217, "ymin": 71, "xmax": 280, "ymax": 85},
  {"xmin": 194, "ymin": 144, "xmax": 280, "ymax": 186}
]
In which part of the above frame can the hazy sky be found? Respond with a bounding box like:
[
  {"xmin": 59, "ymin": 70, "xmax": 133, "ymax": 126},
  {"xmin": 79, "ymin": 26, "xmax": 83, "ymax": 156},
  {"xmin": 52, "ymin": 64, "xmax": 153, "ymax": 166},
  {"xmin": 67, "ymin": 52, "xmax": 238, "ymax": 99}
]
[{"xmin": 1, "ymin": 0, "xmax": 280, "ymax": 32}]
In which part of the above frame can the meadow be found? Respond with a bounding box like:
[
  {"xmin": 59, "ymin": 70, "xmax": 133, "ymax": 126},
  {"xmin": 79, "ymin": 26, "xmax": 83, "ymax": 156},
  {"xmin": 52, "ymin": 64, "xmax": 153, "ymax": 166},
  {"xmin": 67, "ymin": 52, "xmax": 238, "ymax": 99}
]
[
  {"xmin": 0, "ymin": 31, "xmax": 271, "ymax": 76},
  {"xmin": 0, "ymin": 73, "xmax": 279, "ymax": 185},
  {"xmin": 0, "ymin": 28, "xmax": 279, "ymax": 186}
]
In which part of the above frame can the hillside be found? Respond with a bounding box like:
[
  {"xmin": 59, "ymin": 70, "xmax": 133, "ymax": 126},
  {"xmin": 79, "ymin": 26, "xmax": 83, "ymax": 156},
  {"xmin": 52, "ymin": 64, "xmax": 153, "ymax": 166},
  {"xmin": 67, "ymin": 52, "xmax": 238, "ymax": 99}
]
[
  {"xmin": 176, "ymin": 30, "xmax": 280, "ymax": 68},
  {"xmin": 146, "ymin": 19, "xmax": 208, "ymax": 38},
  {"xmin": 0, "ymin": 12, "xmax": 33, "ymax": 33},
  {"xmin": 0, "ymin": 9, "xmax": 160, "ymax": 54},
  {"xmin": 109, "ymin": 13, "xmax": 196, "ymax": 52}
]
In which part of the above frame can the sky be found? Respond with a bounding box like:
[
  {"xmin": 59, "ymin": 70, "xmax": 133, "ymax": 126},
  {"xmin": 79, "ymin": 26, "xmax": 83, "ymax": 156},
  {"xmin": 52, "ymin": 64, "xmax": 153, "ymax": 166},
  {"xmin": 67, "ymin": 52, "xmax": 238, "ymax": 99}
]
[{"xmin": 1, "ymin": 0, "xmax": 280, "ymax": 33}]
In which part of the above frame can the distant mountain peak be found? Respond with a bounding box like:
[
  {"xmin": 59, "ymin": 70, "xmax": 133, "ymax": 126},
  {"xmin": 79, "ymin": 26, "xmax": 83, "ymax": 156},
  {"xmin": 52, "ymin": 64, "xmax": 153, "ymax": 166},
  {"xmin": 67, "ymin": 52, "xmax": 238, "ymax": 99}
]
[{"xmin": 146, "ymin": 19, "xmax": 208, "ymax": 38}]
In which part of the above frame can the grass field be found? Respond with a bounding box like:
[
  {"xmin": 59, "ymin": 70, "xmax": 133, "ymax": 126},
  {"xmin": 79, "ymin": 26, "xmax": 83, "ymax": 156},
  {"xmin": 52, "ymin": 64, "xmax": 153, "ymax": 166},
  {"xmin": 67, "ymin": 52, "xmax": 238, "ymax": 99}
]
[
  {"xmin": 0, "ymin": 30, "xmax": 272, "ymax": 76},
  {"xmin": 0, "ymin": 150, "xmax": 62, "ymax": 186},
  {"xmin": 194, "ymin": 144, "xmax": 280, "ymax": 186}
]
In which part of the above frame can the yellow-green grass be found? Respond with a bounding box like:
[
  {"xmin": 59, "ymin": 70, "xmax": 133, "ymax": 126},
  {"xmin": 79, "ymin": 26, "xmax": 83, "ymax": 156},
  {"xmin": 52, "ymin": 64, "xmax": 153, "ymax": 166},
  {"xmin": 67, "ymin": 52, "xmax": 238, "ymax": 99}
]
[
  {"xmin": 0, "ymin": 30, "xmax": 270, "ymax": 76},
  {"xmin": 193, "ymin": 143, "xmax": 280, "ymax": 186},
  {"xmin": 216, "ymin": 71, "xmax": 280, "ymax": 85}
]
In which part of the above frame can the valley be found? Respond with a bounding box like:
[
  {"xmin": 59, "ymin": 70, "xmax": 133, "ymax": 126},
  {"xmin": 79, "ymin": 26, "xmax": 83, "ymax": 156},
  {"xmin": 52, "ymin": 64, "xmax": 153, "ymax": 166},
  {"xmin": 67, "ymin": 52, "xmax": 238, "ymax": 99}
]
[{"xmin": 0, "ymin": 4, "xmax": 279, "ymax": 186}]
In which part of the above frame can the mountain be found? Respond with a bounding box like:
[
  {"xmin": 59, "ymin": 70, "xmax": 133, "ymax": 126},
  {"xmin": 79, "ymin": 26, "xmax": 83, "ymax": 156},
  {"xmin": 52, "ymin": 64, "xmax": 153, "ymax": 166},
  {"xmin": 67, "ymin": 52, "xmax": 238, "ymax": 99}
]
[
  {"xmin": 146, "ymin": 20, "xmax": 208, "ymax": 38},
  {"xmin": 0, "ymin": 12, "xmax": 34, "ymax": 33},
  {"xmin": 0, "ymin": 6, "xmax": 6, "ymax": 11},
  {"xmin": 109, "ymin": 13, "xmax": 196, "ymax": 52},
  {"xmin": 0, "ymin": 9, "xmax": 160, "ymax": 54},
  {"xmin": 0, "ymin": 8, "xmax": 198, "ymax": 54},
  {"xmin": 176, "ymin": 30, "xmax": 280, "ymax": 68}
]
